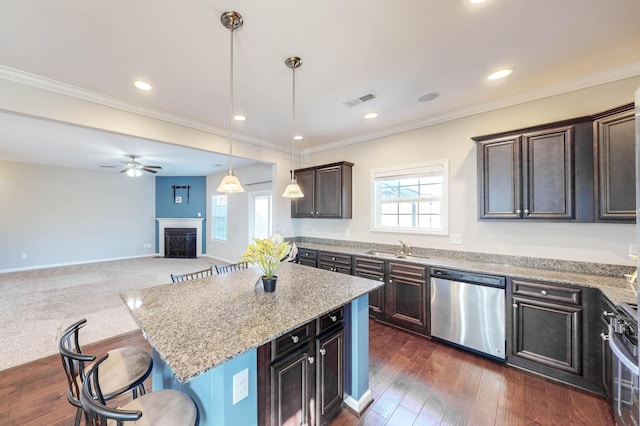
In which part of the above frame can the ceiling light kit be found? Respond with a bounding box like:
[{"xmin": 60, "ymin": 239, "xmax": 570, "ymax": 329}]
[
  {"xmin": 418, "ymin": 92, "xmax": 439, "ymax": 103},
  {"xmin": 363, "ymin": 112, "xmax": 378, "ymax": 120},
  {"xmin": 134, "ymin": 81, "xmax": 152, "ymax": 91},
  {"xmin": 216, "ymin": 11, "xmax": 245, "ymax": 194},
  {"xmin": 120, "ymin": 155, "xmax": 162, "ymax": 177},
  {"xmin": 282, "ymin": 56, "xmax": 305, "ymax": 199}
]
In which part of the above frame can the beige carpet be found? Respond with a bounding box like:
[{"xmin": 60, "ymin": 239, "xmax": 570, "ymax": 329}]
[{"xmin": 0, "ymin": 256, "xmax": 220, "ymax": 371}]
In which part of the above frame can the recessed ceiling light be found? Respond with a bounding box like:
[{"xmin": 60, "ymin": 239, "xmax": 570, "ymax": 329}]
[
  {"xmin": 470, "ymin": 0, "xmax": 486, "ymax": 4},
  {"xmin": 488, "ymin": 68, "xmax": 514, "ymax": 80},
  {"xmin": 293, "ymin": 135, "xmax": 303, "ymax": 140},
  {"xmin": 418, "ymin": 92, "xmax": 439, "ymax": 102},
  {"xmin": 233, "ymin": 115, "xmax": 246, "ymax": 121},
  {"xmin": 134, "ymin": 80, "xmax": 152, "ymax": 91},
  {"xmin": 364, "ymin": 112, "xmax": 378, "ymax": 119}
]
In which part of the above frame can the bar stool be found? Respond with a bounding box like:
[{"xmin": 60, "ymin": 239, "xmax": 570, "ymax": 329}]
[
  {"xmin": 81, "ymin": 354, "xmax": 198, "ymax": 426},
  {"xmin": 170, "ymin": 266, "xmax": 214, "ymax": 282},
  {"xmin": 58, "ymin": 319, "xmax": 153, "ymax": 426}
]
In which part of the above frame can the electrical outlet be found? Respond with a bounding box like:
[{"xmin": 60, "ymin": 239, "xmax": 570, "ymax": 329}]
[
  {"xmin": 233, "ymin": 368, "xmax": 249, "ymax": 405},
  {"xmin": 21, "ymin": 253, "xmax": 27, "ymax": 260},
  {"xmin": 345, "ymin": 228, "xmax": 351, "ymax": 236},
  {"xmin": 449, "ymin": 234, "xmax": 462, "ymax": 245}
]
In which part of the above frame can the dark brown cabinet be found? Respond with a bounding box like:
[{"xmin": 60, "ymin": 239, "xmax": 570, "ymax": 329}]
[
  {"xmin": 318, "ymin": 251, "xmax": 352, "ymax": 275},
  {"xmin": 353, "ymin": 256, "xmax": 386, "ymax": 318},
  {"xmin": 600, "ymin": 295, "xmax": 616, "ymax": 401},
  {"xmin": 593, "ymin": 103, "xmax": 636, "ymax": 223},
  {"xmin": 291, "ymin": 162, "xmax": 353, "ymax": 219},
  {"xmin": 475, "ymin": 122, "xmax": 594, "ymax": 221},
  {"xmin": 258, "ymin": 308, "xmax": 345, "ymax": 426},
  {"xmin": 385, "ymin": 262, "xmax": 430, "ymax": 336},
  {"xmin": 507, "ymin": 278, "xmax": 602, "ymax": 393}
]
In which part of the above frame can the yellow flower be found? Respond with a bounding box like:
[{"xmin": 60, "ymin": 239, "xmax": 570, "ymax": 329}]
[{"xmin": 240, "ymin": 237, "xmax": 291, "ymax": 279}]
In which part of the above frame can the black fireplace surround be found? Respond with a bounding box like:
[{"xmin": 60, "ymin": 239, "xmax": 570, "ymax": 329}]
[{"xmin": 164, "ymin": 227, "xmax": 197, "ymax": 258}]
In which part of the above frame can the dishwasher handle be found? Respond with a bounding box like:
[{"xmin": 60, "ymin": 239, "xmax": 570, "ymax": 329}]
[{"xmin": 431, "ymin": 268, "xmax": 506, "ymax": 288}]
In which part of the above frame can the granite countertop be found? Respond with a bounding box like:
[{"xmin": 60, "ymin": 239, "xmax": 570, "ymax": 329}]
[
  {"xmin": 298, "ymin": 243, "xmax": 637, "ymax": 305},
  {"xmin": 120, "ymin": 262, "xmax": 383, "ymax": 383}
]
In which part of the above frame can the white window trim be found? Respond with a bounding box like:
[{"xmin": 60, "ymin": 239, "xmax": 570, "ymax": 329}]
[
  {"xmin": 370, "ymin": 160, "xmax": 449, "ymax": 235},
  {"xmin": 211, "ymin": 193, "xmax": 228, "ymax": 242}
]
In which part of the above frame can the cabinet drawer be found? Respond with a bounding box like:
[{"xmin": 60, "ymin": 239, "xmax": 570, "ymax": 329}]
[
  {"xmin": 317, "ymin": 307, "xmax": 344, "ymax": 335},
  {"xmin": 354, "ymin": 257, "xmax": 385, "ymax": 275},
  {"xmin": 272, "ymin": 323, "xmax": 312, "ymax": 361},
  {"xmin": 511, "ymin": 279, "xmax": 581, "ymax": 305},
  {"xmin": 388, "ymin": 262, "xmax": 427, "ymax": 279},
  {"xmin": 298, "ymin": 248, "xmax": 317, "ymax": 260},
  {"xmin": 318, "ymin": 252, "xmax": 352, "ymax": 267}
]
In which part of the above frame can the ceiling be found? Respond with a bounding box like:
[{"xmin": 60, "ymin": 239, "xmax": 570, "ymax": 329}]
[{"xmin": 1, "ymin": 0, "xmax": 640, "ymax": 175}]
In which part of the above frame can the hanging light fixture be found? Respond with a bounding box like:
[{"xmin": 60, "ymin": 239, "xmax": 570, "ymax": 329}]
[
  {"xmin": 282, "ymin": 56, "xmax": 304, "ymax": 198},
  {"xmin": 217, "ymin": 11, "xmax": 245, "ymax": 193}
]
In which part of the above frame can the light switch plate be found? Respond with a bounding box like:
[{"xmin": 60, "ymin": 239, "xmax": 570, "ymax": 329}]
[
  {"xmin": 449, "ymin": 234, "xmax": 462, "ymax": 245},
  {"xmin": 233, "ymin": 368, "xmax": 249, "ymax": 405}
]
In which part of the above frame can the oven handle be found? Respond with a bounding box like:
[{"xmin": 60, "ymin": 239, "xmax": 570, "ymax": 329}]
[{"xmin": 608, "ymin": 328, "xmax": 639, "ymax": 376}]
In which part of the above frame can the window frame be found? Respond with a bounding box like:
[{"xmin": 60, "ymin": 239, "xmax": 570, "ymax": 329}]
[
  {"xmin": 370, "ymin": 160, "xmax": 449, "ymax": 235},
  {"xmin": 211, "ymin": 193, "xmax": 228, "ymax": 241}
]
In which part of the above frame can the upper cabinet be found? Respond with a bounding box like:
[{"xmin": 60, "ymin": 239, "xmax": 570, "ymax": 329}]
[
  {"xmin": 593, "ymin": 103, "xmax": 636, "ymax": 223},
  {"xmin": 291, "ymin": 162, "xmax": 354, "ymax": 219},
  {"xmin": 474, "ymin": 119, "xmax": 594, "ymax": 221}
]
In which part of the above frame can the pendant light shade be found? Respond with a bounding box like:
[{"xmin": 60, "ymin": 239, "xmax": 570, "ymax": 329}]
[
  {"xmin": 217, "ymin": 11, "xmax": 245, "ymax": 194},
  {"xmin": 282, "ymin": 56, "xmax": 304, "ymax": 198}
]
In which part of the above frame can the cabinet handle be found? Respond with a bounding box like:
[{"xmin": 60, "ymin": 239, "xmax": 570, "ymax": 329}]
[
  {"xmin": 389, "ymin": 279, "xmax": 393, "ymax": 283},
  {"xmin": 330, "ymin": 315, "xmax": 337, "ymax": 322},
  {"xmin": 291, "ymin": 335, "xmax": 299, "ymax": 343},
  {"xmin": 524, "ymin": 209, "xmax": 530, "ymax": 215},
  {"xmin": 320, "ymin": 348, "xmax": 326, "ymax": 356},
  {"xmin": 379, "ymin": 277, "xmax": 384, "ymax": 281},
  {"xmin": 332, "ymin": 257, "xmax": 336, "ymax": 260},
  {"xmin": 603, "ymin": 310, "xmax": 616, "ymax": 317},
  {"xmin": 516, "ymin": 209, "xmax": 522, "ymax": 214},
  {"xmin": 513, "ymin": 303, "xmax": 518, "ymax": 308},
  {"xmin": 600, "ymin": 332, "xmax": 609, "ymax": 341},
  {"xmin": 308, "ymin": 356, "xmax": 315, "ymax": 364},
  {"xmin": 315, "ymin": 212, "xmax": 319, "ymax": 215},
  {"xmin": 540, "ymin": 290, "xmax": 548, "ymax": 296}
]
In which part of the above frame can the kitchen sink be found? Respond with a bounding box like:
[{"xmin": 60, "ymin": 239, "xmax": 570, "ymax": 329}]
[{"xmin": 363, "ymin": 250, "xmax": 428, "ymax": 259}]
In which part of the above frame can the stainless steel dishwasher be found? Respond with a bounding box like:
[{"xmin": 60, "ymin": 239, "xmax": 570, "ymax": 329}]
[{"xmin": 430, "ymin": 268, "xmax": 506, "ymax": 360}]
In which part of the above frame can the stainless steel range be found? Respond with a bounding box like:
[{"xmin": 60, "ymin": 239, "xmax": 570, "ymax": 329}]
[{"xmin": 608, "ymin": 302, "xmax": 639, "ymax": 425}]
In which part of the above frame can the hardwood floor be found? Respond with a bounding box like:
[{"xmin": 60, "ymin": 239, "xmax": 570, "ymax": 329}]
[{"xmin": 0, "ymin": 320, "xmax": 613, "ymax": 425}]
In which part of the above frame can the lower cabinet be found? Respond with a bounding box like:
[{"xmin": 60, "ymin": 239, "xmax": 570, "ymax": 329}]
[
  {"xmin": 600, "ymin": 295, "xmax": 615, "ymax": 402},
  {"xmin": 297, "ymin": 248, "xmax": 318, "ymax": 268},
  {"xmin": 353, "ymin": 256, "xmax": 386, "ymax": 318},
  {"xmin": 507, "ymin": 277, "xmax": 602, "ymax": 393},
  {"xmin": 258, "ymin": 307, "xmax": 345, "ymax": 426},
  {"xmin": 386, "ymin": 262, "xmax": 430, "ymax": 336},
  {"xmin": 318, "ymin": 251, "xmax": 352, "ymax": 274}
]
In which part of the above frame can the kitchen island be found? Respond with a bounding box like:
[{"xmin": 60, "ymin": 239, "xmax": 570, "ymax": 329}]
[{"xmin": 121, "ymin": 262, "xmax": 383, "ymax": 425}]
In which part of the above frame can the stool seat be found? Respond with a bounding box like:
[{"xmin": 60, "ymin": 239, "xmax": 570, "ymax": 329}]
[
  {"xmin": 112, "ymin": 389, "xmax": 198, "ymax": 426},
  {"xmin": 86, "ymin": 346, "xmax": 152, "ymax": 396}
]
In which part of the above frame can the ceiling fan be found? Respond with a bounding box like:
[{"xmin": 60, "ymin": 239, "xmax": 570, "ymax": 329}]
[{"xmin": 100, "ymin": 155, "xmax": 162, "ymax": 177}]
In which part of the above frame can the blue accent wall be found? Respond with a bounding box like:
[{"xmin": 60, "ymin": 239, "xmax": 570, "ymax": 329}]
[{"xmin": 155, "ymin": 176, "xmax": 207, "ymax": 253}]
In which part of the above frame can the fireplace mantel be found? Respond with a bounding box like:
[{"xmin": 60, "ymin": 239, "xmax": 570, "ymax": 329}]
[{"xmin": 157, "ymin": 218, "xmax": 204, "ymax": 257}]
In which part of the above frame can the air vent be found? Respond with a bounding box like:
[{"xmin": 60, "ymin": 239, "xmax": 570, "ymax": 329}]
[{"xmin": 343, "ymin": 91, "xmax": 377, "ymax": 108}]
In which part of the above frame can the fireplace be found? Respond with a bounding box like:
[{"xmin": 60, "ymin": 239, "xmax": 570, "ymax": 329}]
[
  {"xmin": 164, "ymin": 228, "xmax": 197, "ymax": 258},
  {"xmin": 156, "ymin": 218, "xmax": 204, "ymax": 257}
]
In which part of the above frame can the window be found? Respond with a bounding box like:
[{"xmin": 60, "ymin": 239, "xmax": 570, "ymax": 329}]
[
  {"xmin": 211, "ymin": 194, "xmax": 228, "ymax": 241},
  {"xmin": 249, "ymin": 191, "xmax": 273, "ymax": 241},
  {"xmin": 372, "ymin": 160, "xmax": 448, "ymax": 235}
]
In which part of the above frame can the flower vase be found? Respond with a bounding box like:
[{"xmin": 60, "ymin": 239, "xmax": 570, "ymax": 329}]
[{"xmin": 262, "ymin": 276, "xmax": 277, "ymax": 292}]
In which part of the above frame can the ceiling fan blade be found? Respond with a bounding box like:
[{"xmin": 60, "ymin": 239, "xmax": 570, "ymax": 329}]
[
  {"xmin": 98, "ymin": 165, "xmax": 117, "ymax": 169},
  {"xmin": 141, "ymin": 167, "xmax": 158, "ymax": 173},
  {"xmin": 143, "ymin": 165, "xmax": 162, "ymax": 169},
  {"xmin": 120, "ymin": 169, "xmax": 128, "ymax": 173}
]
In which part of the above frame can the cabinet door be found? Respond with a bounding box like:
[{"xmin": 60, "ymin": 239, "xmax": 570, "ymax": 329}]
[
  {"xmin": 316, "ymin": 328, "xmax": 344, "ymax": 423},
  {"xmin": 314, "ymin": 165, "xmax": 344, "ymax": 218},
  {"xmin": 594, "ymin": 106, "xmax": 636, "ymax": 222},
  {"xmin": 477, "ymin": 136, "xmax": 522, "ymax": 219},
  {"xmin": 387, "ymin": 263, "xmax": 429, "ymax": 335},
  {"xmin": 270, "ymin": 345, "xmax": 315, "ymax": 426},
  {"xmin": 522, "ymin": 126, "xmax": 574, "ymax": 220},
  {"xmin": 291, "ymin": 168, "xmax": 315, "ymax": 218},
  {"xmin": 511, "ymin": 296, "xmax": 582, "ymax": 374}
]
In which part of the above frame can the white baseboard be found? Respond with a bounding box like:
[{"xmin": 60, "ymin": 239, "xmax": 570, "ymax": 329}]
[
  {"xmin": 0, "ymin": 254, "xmax": 156, "ymax": 274},
  {"xmin": 343, "ymin": 389, "xmax": 373, "ymax": 414}
]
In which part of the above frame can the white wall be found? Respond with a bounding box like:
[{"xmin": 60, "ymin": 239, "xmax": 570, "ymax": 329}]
[
  {"xmin": 294, "ymin": 76, "xmax": 640, "ymax": 265},
  {"xmin": 0, "ymin": 160, "xmax": 155, "ymax": 271},
  {"xmin": 206, "ymin": 162, "xmax": 276, "ymax": 263}
]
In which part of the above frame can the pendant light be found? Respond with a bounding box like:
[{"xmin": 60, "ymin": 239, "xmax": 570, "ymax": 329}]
[
  {"xmin": 282, "ymin": 56, "xmax": 304, "ymax": 198},
  {"xmin": 217, "ymin": 11, "xmax": 245, "ymax": 193}
]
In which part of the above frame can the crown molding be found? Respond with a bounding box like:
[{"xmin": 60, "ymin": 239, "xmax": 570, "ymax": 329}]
[
  {"xmin": 307, "ymin": 62, "xmax": 640, "ymax": 154},
  {"xmin": 0, "ymin": 65, "xmax": 289, "ymax": 154}
]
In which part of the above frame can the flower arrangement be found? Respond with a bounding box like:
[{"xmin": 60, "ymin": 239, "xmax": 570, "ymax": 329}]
[{"xmin": 240, "ymin": 233, "xmax": 292, "ymax": 279}]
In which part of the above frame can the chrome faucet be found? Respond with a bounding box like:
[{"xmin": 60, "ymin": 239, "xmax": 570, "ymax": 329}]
[{"xmin": 398, "ymin": 240, "xmax": 412, "ymax": 257}]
